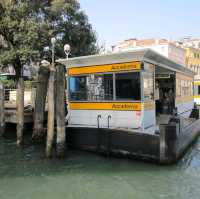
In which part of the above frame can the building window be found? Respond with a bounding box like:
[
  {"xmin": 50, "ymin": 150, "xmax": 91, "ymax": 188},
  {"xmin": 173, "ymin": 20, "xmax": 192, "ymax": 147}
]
[{"xmin": 115, "ymin": 72, "xmax": 141, "ymax": 100}]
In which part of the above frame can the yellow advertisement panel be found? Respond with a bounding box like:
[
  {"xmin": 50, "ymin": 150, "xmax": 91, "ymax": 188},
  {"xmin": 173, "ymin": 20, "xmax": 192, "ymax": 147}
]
[{"xmin": 69, "ymin": 61, "xmax": 142, "ymax": 75}]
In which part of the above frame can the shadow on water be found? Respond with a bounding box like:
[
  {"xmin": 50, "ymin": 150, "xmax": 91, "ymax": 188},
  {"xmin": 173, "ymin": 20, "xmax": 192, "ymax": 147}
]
[{"xmin": 0, "ymin": 127, "xmax": 200, "ymax": 199}]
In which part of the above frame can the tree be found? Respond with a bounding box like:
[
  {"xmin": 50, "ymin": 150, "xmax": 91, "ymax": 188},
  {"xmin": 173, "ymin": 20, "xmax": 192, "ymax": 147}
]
[{"xmin": 0, "ymin": 0, "xmax": 98, "ymax": 77}]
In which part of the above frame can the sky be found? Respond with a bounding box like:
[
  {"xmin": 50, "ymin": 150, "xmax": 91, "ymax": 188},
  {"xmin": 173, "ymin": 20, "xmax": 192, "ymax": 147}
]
[{"xmin": 79, "ymin": 0, "xmax": 200, "ymax": 48}]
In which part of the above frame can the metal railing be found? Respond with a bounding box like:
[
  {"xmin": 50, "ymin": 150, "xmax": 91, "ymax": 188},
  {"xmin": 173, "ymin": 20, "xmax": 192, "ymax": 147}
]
[{"xmin": 4, "ymin": 88, "xmax": 36, "ymax": 107}]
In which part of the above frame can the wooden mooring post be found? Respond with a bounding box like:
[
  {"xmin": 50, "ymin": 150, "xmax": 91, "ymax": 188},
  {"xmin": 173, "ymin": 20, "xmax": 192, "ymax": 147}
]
[
  {"xmin": 46, "ymin": 65, "xmax": 56, "ymax": 158},
  {"xmin": 33, "ymin": 65, "xmax": 50, "ymax": 141},
  {"xmin": 0, "ymin": 83, "xmax": 5, "ymax": 136},
  {"xmin": 56, "ymin": 65, "xmax": 66, "ymax": 157},
  {"xmin": 16, "ymin": 77, "xmax": 24, "ymax": 146}
]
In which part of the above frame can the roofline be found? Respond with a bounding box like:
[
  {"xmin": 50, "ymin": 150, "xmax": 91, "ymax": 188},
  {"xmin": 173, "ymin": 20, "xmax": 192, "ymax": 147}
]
[
  {"xmin": 57, "ymin": 49, "xmax": 194, "ymax": 77},
  {"xmin": 57, "ymin": 48, "xmax": 149, "ymax": 64}
]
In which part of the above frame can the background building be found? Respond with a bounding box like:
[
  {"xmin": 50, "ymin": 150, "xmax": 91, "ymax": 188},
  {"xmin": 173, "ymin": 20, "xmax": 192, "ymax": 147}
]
[
  {"xmin": 112, "ymin": 38, "xmax": 186, "ymax": 66},
  {"xmin": 175, "ymin": 37, "xmax": 200, "ymax": 76},
  {"xmin": 185, "ymin": 47, "xmax": 200, "ymax": 76},
  {"xmin": 176, "ymin": 37, "xmax": 200, "ymax": 49}
]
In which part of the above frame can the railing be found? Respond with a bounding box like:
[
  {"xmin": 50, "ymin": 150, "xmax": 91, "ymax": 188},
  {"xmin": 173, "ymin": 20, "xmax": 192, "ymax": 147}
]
[
  {"xmin": 170, "ymin": 107, "xmax": 198, "ymax": 132},
  {"xmin": 4, "ymin": 88, "xmax": 36, "ymax": 108}
]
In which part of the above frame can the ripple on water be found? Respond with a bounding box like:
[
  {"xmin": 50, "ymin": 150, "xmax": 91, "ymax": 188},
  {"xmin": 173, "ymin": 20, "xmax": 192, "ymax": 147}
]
[{"xmin": 0, "ymin": 136, "xmax": 200, "ymax": 199}]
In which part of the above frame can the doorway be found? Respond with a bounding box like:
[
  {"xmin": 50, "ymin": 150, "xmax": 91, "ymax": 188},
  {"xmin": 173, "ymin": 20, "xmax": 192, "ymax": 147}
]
[{"xmin": 155, "ymin": 74, "xmax": 175, "ymax": 116}]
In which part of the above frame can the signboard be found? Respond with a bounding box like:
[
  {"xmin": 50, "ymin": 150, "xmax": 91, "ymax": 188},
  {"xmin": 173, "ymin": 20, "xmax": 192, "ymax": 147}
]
[{"xmin": 68, "ymin": 62, "xmax": 142, "ymax": 75}]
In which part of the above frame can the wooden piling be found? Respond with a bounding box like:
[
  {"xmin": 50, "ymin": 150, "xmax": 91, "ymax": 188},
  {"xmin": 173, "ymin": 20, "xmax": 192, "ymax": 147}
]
[
  {"xmin": 32, "ymin": 66, "xmax": 50, "ymax": 142},
  {"xmin": 46, "ymin": 65, "xmax": 56, "ymax": 158},
  {"xmin": 16, "ymin": 77, "xmax": 24, "ymax": 146},
  {"xmin": 56, "ymin": 65, "xmax": 66, "ymax": 157},
  {"xmin": 0, "ymin": 83, "xmax": 5, "ymax": 136}
]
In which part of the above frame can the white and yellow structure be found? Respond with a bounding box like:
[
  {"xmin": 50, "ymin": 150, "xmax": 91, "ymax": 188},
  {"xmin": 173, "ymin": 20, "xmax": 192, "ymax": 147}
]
[
  {"xmin": 194, "ymin": 76, "xmax": 200, "ymax": 105},
  {"xmin": 58, "ymin": 49, "xmax": 194, "ymax": 135}
]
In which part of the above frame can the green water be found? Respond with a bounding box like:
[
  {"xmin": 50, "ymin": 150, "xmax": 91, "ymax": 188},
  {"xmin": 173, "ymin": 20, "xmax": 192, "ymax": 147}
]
[{"xmin": 0, "ymin": 135, "xmax": 200, "ymax": 199}]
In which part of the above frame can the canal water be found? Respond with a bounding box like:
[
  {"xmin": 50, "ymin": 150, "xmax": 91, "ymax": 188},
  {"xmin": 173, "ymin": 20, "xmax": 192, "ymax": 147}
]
[{"xmin": 0, "ymin": 134, "xmax": 200, "ymax": 199}]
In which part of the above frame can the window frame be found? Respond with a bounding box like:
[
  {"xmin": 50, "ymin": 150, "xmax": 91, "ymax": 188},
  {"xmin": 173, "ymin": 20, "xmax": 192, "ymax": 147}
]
[{"xmin": 68, "ymin": 70, "xmax": 142, "ymax": 102}]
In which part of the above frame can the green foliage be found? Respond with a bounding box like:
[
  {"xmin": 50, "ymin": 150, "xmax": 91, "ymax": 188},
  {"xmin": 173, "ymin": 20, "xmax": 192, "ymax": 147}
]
[
  {"xmin": 24, "ymin": 80, "xmax": 36, "ymax": 89},
  {"xmin": 0, "ymin": 79, "xmax": 37, "ymax": 89},
  {"xmin": 0, "ymin": 0, "xmax": 98, "ymax": 76},
  {"xmin": 0, "ymin": 79, "xmax": 15, "ymax": 88}
]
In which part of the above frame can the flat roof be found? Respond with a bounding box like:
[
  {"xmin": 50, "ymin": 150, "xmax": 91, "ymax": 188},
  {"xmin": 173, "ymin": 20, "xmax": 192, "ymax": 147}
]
[{"xmin": 57, "ymin": 49, "xmax": 194, "ymax": 77}]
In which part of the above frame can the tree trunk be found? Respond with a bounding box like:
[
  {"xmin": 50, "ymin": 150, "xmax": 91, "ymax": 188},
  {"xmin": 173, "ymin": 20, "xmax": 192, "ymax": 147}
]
[
  {"xmin": 56, "ymin": 65, "xmax": 66, "ymax": 157},
  {"xmin": 0, "ymin": 83, "xmax": 5, "ymax": 136},
  {"xmin": 16, "ymin": 77, "xmax": 24, "ymax": 146},
  {"xmin": 46, "ymin": 68, "xmax": 55, "ymax": 157},
  {"xmin": 32, "ymin": 66, "xmax": 50, "ymax": 142}
]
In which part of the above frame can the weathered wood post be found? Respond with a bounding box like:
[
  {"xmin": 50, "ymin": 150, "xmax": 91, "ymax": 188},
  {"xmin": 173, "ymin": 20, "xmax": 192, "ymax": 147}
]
[
  {"xmin": 32, "ymin": 65, "xmax": 50, "ymax": 142},
  {"xmin": 46, "ymin": 37, "xmax": 56, "ymax": 157},
  {"xmin": 46, "ymin": 66, "xmax": 55, "ymax": 157},
  {"xmin": 0, "ymin": 82, "xmax": 5, "ymax": 136},
  {"xmin": 16, "ymin": 77, "xmax": 24, "ymax": 146},
  {"xmin": 56, "ymin": 65, "xmax": 66, "ymax": 157}
]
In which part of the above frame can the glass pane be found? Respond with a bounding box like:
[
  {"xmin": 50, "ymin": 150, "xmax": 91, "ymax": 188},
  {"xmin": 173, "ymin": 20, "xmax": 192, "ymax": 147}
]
[
  {"xmin": 143, "ymin": 72, "xmax": 153, "ymax": 100},
  {"xmin": 69, "ymin": 74, "xmax": 113, "ymax": 101},
  {"xmin": 69, "ymin": 76, "xmax": 87, "ymax": 100},
  {"xmin": 87, "ymin": 74, "xmax": 113, "ymax": 101},
  {"xmin": 176, "ymin": 79, "xmax": 181, "ymax": 97},
  {"xmin": 115, "ymin": 72, "xmax": 141, "ymax": 100},
  {"xmin": 198, "ymin": 86, "xmax": 200, "ymax": 95}
]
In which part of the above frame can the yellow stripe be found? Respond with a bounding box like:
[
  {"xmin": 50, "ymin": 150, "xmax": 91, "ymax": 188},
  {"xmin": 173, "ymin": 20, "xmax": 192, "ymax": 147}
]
[
  {"xmin": 143, "ymin": 101, "xmax": 155, "ymax": 110},
  {"xmin": 194, "ymin": 81, "xmax": 200, "ymax": 86},
  {"xmin": 68, "ymin": 61, "xmax": 142, "ymax": 75},
  {"xmin": 176, "ymin": 96, "xmax": 193, "ymax": 104},
  {"xmin": 194, "ymin": 95, "xmax": 200, "ymax": 99},
  {"xmin": 69, "ymin": 102, "xmax": 142, "ymax": 111}
]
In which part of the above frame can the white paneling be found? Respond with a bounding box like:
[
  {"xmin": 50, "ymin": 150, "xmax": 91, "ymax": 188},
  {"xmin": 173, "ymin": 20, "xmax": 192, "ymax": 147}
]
[
  {"xmin": 176, "ymin": 101, "xmax": 193, "ymax": 117},
  {"xmin": 68, "ymin": 110, "xmax": 142, "ymax": 129}
]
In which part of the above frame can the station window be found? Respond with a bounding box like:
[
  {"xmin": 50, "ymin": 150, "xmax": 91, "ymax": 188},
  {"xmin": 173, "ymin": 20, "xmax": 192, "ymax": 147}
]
[
  {"xmin": 143, "ymin": 71, "xmax": 154, "ymax": 100},
  {"xmin": 177, "ymin": 79, "xmax": 193, "ymax": 97},
  {"xmin": 69, "ymin": 76, "xmax": 87, "ymax": 101},
  {"xmin": 176, "ymin": 79, "xmax": 181, "ymax": 97},
  {"xmin": 69, "ymin": 74, "xmax": 113, "ymax": 101},
  {"xmin": 115, "ymin": 72, "xmax": 141, "ymax": 100},
  {"xmin": 198, "ymin": 86, "xmax": 200, "ymax": 95},
  {"xmin": 87, "ymin": 74, "xmax": 113, "ymax": 101},
  {"xmin": 69, "ymin": 72, "xmax": 141, "ymax": 101}
]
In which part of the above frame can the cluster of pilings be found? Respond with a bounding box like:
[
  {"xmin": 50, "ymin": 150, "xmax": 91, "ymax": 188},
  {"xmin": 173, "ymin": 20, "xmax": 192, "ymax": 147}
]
[
  {"xmin": 33, "ymin": 63, "xmax": 67, "ymax": 157},
  {"xmin": 0, "ymin": 63, "xmax": 67, "ymax": 158}
]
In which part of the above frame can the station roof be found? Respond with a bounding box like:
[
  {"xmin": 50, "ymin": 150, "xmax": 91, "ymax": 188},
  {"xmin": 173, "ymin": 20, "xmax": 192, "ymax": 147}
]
[{"xmin": 57, "ymin": 49, "xmax": 194, "ymax": 77}]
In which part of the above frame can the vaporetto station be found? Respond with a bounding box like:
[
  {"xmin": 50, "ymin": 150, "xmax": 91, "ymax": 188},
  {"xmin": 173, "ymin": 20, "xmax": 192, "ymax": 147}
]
[{"xmin": 58, "ymin": 49, "xmax": 200, "ymax": 164}]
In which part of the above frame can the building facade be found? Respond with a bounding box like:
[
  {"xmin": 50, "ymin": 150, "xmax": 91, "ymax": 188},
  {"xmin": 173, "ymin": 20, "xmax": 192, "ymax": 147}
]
[
  {"xmin": 112, "ymin": 38, "xmax": 186, "ymax": 66},
  {"xmin": 175, "ymin": 37, "xmax": 200, "ymax": 76},
  {"xmin": 184, "ymin": 47, "xmax": 200, "ymax": 76},
  {"xmin": 176, "ymin": 37, "xmax": 200, "ymax": 49}
]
